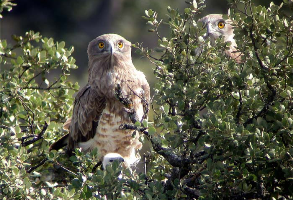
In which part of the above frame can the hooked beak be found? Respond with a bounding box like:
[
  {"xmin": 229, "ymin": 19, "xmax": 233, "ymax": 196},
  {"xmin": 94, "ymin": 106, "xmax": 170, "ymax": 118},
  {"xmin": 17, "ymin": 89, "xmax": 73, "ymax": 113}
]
[
  {"xmin": 206, "ymin": 23, "xmax": 213, "ymax": 37},
  {"xmin": 109, "ymin": 41, "xmax": 115, "ymax": 55}
]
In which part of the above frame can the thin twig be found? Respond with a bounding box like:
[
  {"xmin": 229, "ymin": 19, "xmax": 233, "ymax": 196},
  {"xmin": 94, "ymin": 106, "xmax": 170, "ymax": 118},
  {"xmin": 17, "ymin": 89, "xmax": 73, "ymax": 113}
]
[
  {"xmin": 235, "ymin": 90, "xmax": 243, "ymax": 124},
  {"xmin": 0, "ymin": 125, "xmax": 10, "ymax": 129},
  {"xmin": 19, "ymin": 96, "xmax": 35, "ymax": 134},
  {"xmin": 21, "ymin": 122, "xmax": 48, "ymax": 146},
  {"xmin": 27, "ymin": 158, "xmax": 48, "ymax": 173},
  {"xmin": 25, "ymin": 69, "xmax": 47, "ymax": 88},
  {"xmin": 19, "ymin": 66, "xmax": 30, "ymax": 79},
  {"xmin": 54, "ymin": 160, "xmax": 78, "ymax": 176},
  {"xmin": 92, "ymin": 161, "xmax": 102, "ymax": 172},
  {"xmin": 244, "ymin": 19, "xmax": 277, "ymax": 126},
  {"xmin": 23, "ymin": 86, "xmax": 69, "ymax": 90}
]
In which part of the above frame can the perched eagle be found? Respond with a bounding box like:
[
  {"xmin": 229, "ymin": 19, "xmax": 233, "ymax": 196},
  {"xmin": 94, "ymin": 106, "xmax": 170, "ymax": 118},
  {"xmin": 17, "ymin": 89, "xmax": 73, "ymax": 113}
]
[
  {"xmin": 198, "ymin": 14, "xmax": 242, "ymax": 63},
  {"xmin": 50, "ymin": 34, "xmax": 150, "ymax": 167}
]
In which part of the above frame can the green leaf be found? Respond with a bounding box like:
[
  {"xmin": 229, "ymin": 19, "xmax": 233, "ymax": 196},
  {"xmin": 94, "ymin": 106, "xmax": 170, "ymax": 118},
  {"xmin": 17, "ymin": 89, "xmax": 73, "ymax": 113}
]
[
  {"xmin": 46, "ymin": 182, "xmax": 58, "ymax": 188},
  {"xmin": 135, "ymin": 121, "xmax": 141, "ymax": 127},
  {"xmin": 72, "ymin": 178, "xmax": 82, "ymax": 189},
  {"xmin": 280, "ymin": 91, "xmax": 287, "ymax": 98},
  {"xmin": 184, "ymin": 8, "xmax": 191, "ymax": 14},
  {"xmin": 38, "ymin": 50, "xmax": 46, "ymax": 62},
  {"xmin": 192, "ymin": 0, "xmax": 197, "ymax": 9},
  {"xmin": 47, "ymin": 38, "xmax": 54, "ymax": 47},
  {"xmin": 57, "ymin": 41, "xmax": 65, "ymax": 49},
  {"xmin": 148, "ymin": 126, "xmax": 156, "ymax": 135},
  {"xmin": 145, "ymin": 10, "xmax": 150, "ymax": 17},
  {"xmin": 16, "ymin": 56, "xmax": 23, "ymax": 64},
  {"xmin": 44, "ymin": 79, "xmax": 49, "ymax": 86},
  {"xmin": 30, "ymin": 48, "xmax": 38, "ymax": 57},
  {"xmin": 142, "ymin": 119, "xmax": 148, "ymax": 128},
  {"xmin": 24, "ymin": 177, "xmax": 32, "ymax": 188},
  {"xmin": 41, "ymin": 189, "xmax": 47, "ymax": 196},
  {"xmin": 2, "ymin": 40, "xmax": 7, "ymax": 48},
  {"xmin": 15, "ymin": 125, "xmax": 21, "ymax": 134}
]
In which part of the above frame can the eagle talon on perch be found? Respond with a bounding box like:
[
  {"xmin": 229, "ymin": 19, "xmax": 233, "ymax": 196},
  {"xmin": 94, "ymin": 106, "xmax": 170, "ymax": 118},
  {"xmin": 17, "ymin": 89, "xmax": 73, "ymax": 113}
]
[
  {"xmin": 50, "ymin": 34, "xmax": 150, "ymax": 169},
  {"xmin": 115, "ymin": 83, "xmax": 133, "ymax": 109}
]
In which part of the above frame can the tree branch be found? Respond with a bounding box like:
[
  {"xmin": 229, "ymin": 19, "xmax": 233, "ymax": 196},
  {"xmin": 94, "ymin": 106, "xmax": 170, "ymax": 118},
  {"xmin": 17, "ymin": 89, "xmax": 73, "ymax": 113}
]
[
  {"xmin": 244, "ymin": 22, "xmax": 277, "ymax": 126},
  {"xmin": 235, "ymin": 90, "xmax": 243, "ymax": 124},
  {"xmin": 27, "ymin": 158, "xmax": 48, "ymax": 173},
  {"xmin": 24, "ymin": 69, "xmax": 47, "ymax": 88},
  {"xmin": 115, "ymin": 84, "xmax": 187, "ymax": 168},
  {"xmin": 21, "ymin": 122, "xmax": 48, "ymax": 146},
  {"xmin": 23, "ymin": 86, "xmax": 65, "ymax": 90}
]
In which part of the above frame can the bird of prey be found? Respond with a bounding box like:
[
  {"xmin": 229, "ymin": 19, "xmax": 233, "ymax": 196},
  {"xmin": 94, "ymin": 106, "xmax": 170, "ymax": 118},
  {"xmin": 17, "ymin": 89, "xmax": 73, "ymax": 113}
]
[
  {"xmin": 199, "ymin": 14, "xmax": 242, "ymax": 63},
  {"xmin": 50, "ymin": 34, "xmax": 150, "ymax": 168}
]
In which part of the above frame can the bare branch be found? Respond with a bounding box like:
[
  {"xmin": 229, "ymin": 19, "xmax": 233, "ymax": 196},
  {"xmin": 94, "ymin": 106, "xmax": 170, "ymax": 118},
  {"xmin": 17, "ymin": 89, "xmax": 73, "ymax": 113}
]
[
  {"xmin": 235, "ymin": 90, "xmax": 243, "ymax": 124},
  {"xmin": 24, "ymin": 69, "xmax": 47, "ymax": 88},
  {"xmin": 21, "ymin": 122, "xmax": 48, "ymax": 146},
  {"xmin": 27, "ymin": 158, "xmax": 48, "ymax": 173}
]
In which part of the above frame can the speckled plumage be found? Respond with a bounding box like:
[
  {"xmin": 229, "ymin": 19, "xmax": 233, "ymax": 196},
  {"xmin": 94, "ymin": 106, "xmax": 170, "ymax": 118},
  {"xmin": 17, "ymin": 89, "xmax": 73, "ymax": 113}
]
[{"xmin": 50, "ymin": 34, "xmax": 150, "ymax": 167}]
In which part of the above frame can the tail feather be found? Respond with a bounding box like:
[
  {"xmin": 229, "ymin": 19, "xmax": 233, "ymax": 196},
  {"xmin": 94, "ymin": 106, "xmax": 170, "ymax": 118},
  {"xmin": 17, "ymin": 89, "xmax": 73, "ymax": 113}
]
[{"xmin": 49, "ymin": 133, "xmax": 69, "ymax": 151}]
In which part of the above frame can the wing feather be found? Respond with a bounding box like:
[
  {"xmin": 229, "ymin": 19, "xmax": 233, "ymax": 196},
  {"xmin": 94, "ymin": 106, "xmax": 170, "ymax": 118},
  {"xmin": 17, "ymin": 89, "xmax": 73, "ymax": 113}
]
[{"xmin": 68, "ymin": 84, "xmax": 106, "ymax": 151}]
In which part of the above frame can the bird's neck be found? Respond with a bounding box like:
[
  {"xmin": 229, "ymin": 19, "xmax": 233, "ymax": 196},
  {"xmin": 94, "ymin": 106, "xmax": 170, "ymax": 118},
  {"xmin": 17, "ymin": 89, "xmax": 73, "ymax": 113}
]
[{"xmin": 87, "ymin": 57, "xmax": 135, "ymax": 98}]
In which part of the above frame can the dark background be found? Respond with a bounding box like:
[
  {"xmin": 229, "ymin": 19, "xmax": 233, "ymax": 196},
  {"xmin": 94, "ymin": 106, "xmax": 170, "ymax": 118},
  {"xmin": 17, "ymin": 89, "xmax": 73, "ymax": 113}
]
[{"xmin": 0, "ymin": 0, "xmax": 283, "ymax": 87}]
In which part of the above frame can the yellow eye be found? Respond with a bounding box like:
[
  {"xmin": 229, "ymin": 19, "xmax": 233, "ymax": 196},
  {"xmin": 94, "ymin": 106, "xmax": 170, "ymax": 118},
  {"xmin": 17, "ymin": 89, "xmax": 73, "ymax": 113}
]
[
  {"xmin": 98, "ymin": 42, "xmax": 105, "ymax": 49},
  {"xmin": 218, "ymin": 21, "xmax": 225, "ymax": 29},
  {"xmin": 118, "ymin": 41, "xmax": 123, "ymax": 48}
]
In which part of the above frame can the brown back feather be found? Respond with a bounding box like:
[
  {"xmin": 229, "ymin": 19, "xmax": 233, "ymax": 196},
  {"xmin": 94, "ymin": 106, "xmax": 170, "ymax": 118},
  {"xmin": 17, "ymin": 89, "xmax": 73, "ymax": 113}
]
[{"xmin": 67, "ymin": 84, "xmax": 106, "ymax": 152}]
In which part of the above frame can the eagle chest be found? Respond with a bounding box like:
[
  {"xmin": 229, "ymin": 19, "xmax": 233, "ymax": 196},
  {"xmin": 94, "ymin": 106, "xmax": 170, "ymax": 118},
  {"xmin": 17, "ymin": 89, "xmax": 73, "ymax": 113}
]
[
  {"xmin": 94, "ymin": 102, "xmax": 141, "ymax": 156},
  {"xmin": 98, "ymin": 103, "xmax": 129, "ymax": 139}
]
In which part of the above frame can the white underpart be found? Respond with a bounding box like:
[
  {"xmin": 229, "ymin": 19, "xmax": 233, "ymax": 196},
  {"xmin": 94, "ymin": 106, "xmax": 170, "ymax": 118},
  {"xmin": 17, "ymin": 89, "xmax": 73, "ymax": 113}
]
[
  {"xmin": 134, "ymin": 88, "xmax": 145, "ymax": 122},
  {"xmin": 128, "ymin": 147, "xmax": 139, "ymax": 166},
  {"xmin": 78, "ymin": 139, "xmax": 97, "ymax": 152},
  {"xmin": 78, "ymin": 107, "xmax": 121, "ymax": 150},
  {"xmin": 135, "ymin": 71, "xmax": 147, "ymax": 121},
  {"xmin": 78, "ymin": 101, "xmax": 143, "ymax": 167}
]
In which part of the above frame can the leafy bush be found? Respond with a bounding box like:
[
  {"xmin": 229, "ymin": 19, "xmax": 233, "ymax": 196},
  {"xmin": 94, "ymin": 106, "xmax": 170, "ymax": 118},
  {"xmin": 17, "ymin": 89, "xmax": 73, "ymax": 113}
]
[
  {"xmin": 1, "ymin": 0, "xmax": 293, "ymax": 199},
  {"xmin": 140, "ymin": 0, "xmax": 293, "ymax": 199},
  {"xmin": 0, "ymin": 29, "xmax": 79, "ymax": 199}
]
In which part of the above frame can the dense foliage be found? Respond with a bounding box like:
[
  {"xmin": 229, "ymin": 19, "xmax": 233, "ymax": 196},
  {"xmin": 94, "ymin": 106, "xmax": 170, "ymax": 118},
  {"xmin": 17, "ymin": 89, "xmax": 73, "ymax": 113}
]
[
  {"xmin": 1, "ymin": 0, "xmax": 293, "ymax": 199},
  {"xmin": 0, "ymin": 26, "xmax": 79, "ymax": 200},
  {"xmin": 140, "ymin": 0, "xmax": 293, "ymax": 198}
]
